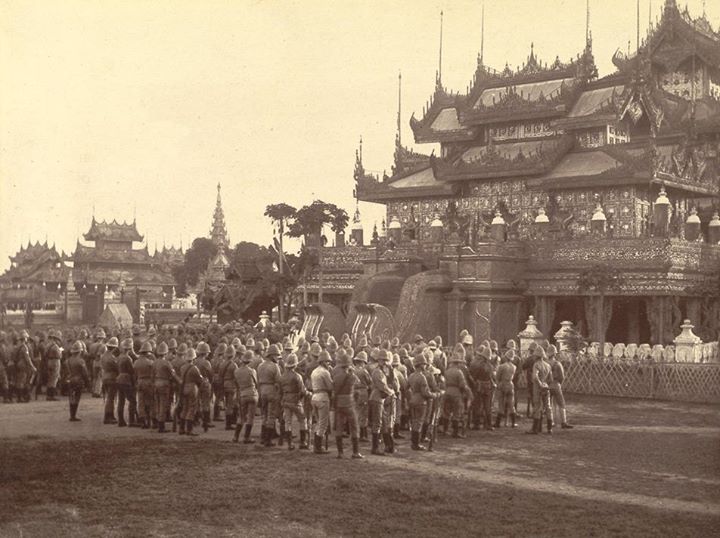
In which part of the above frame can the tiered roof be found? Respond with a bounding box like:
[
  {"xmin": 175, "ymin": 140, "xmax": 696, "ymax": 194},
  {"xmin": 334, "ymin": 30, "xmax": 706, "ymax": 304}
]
[
  {"xmin": 1, "ymin": 241, "xmax": 70, "ymax": 285},
  {"xmin": 210, "ymin": 183, "xmax": 230, "ymax": 251},
  {"xmin": 83, "ymin": 217, "xmax": 143, "ymax": 243}
]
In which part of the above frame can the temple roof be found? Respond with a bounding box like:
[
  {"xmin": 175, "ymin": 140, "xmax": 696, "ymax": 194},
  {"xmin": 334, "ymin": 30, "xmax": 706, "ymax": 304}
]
[
  {"xmin": 83, "ymin": 218, "xmax": 143, "ymax": 243},
  {"xmin": 9, "ymin": 241, "xmax": 61, "ymax": 265},
  {"xmin": 1, "ymin": 243, "xmax": 69, "ymax": 284},
  {"xmin": 72, "ymin": 266, "xmax": 175, "ymax": 286},
  {"xmin": 74, "ymin": 243, "xmax": 155, "ymax": 265}
]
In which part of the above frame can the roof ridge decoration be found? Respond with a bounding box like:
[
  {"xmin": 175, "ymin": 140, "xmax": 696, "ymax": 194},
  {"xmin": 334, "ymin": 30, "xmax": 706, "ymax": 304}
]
[{"xmin": 83, "ymin": 217, "xmax": 143, "ymax": 243}]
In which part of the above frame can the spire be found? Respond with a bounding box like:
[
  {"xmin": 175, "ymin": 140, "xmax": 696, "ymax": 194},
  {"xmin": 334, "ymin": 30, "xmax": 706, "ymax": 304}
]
[
  {"xmin": 397, "ymin": 70, "xmax": 402, "ymax": 149},
  {"xmin": 636, "ymin": 0, "xmax": 640, "ymax": 52},
  {"xmin": 209, "ymin": 182, "xmax": 229, "ymax": 251},
  {"xmin": 586, "ymin": 0, "xmax": 590, "ymax": 47},
  {"xmin": 480, "ymin": 1, "xmax": 485, "ymax": 65},
  {"xmin": 437, "ymin": 10, "xmax": 444, "ymax": 88}
]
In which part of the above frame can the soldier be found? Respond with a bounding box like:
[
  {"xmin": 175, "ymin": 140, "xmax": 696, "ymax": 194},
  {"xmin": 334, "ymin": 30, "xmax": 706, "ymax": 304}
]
[
  {"xmin": 221, "ymin": 346, "xmax": 239, "ymax": 431},
  {"xmin": 430, "ymin": 337, "xmax": 447, "ymax": 373},
  {"xmin": 233, "ymin": 350, "xmax": 259, "ymax": 444},
  {"xmin": 407, "ymin": 351, "xmax": 438, "ymax": 451},
  {"xmin": 352, "ymin": 350, "xmax": 371, "ymax": 443},
  {"xmin": 89, "ymin": 328, "xmax": 106, "ymax": 398},
  {"xmin": 469, "ymin": 345, "xmax": 496, "ymax": 431},
  {"xmin": 444, "ymin": 344, "xmax": 473, "ymax": 438},
  {"xmin": 332, "ymin": 348, "xmax": 363, "ymax": 459},
  {"xmin": 211, "ymin": 342, "xmax": 227, "ymax": 422},
  {"xmin": 116, "ymin": 338, "xmax": 139, "ymax": 428},
  {"xmin": 13, "ymin": 330, "xmax": 36, "ymax": 403},
  {"xmin": 279, "ymin": 352, "xmax": 308, "ymax": 450},
  {"xmin": 421, "ymin": 347, "xmax": 441, "ymax": 442},
  {"xmin": 391, "ymin": 353, "xmax": 407, "ymax": 440},
  {"xmin": 257, "ymin": 344, "xmax": 282, "ymax": 447},
  {"xmin": 528, "ymin": 347, "xmax": 553, "ymax": 434},
  {"xmin": 522, "ymin": 342, "xmax": 538, "ymax": 418},
  {"xmin": 548, "ymin": 345, "xmax": 573, "ymax": 429},
  {"xmin": 178, "ymin": 348, "xmax": 204, "ymax": 436},
  {"xmin": 66, "ymin": 341, "xmax": 90, "ymax": 422},
  {"xmin": 100, "ymin": 337, "xmax": 119, "ymax": 423},
  {"xmin": 494, "ymin": 350, "xmax": 517, "ymax": 428},
  {"xmin": 310, "ymin": 350, "xmax": 333, "ymax": 454},
  {"xmin": 153, "ymin": 340, "xmax": 180, "ymax": 433},
  {"xmin": 195, "ymin": 342, "xmax": 214, "ymax": 432},
  {"xmin": 368, "ymin": 350, "xmax": 394, "ymax": 456},
  {"xmin": 134, "ymin": 341, "xmax": 156, "ymax": 429},
  {"xmin": 45, "ymin": 330, "xmax": 63, "ymax": 401}
]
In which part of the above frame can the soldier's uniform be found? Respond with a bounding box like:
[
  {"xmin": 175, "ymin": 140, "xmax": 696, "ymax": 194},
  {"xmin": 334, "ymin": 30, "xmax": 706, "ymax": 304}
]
[
  {"xmin": 494, "ymin": 350, "xmax": 517, "ymax": 428},
  {"xmin": 332, "ymin": 349, "xmax": 362, "ymax": 459},
  {"xmin": 368, "ymin": 351, "xmax": 394, "ymax": 456},
  {"xmin": 310, "ymin": 350, "xmax": 333, "ymax": 454},
  {"xmin": 233, "ymin": 350, "xmax": 258, "ymax": 444},
  {"xmin": 14, "ymin": 332, "xmax": 36, "ymax": 403},
  {"xmin": 66, "ymin": 341, "xmax": 90, "ymax": 421},
  {"xmin": 220, "ymin": 347, "xmax": 239, "ymax": 430},
  {"xmin": 530, "ymin": 348, "xmax": 553, "ymax": 434},
  {"xmin": 548, "ymin": 346, "xmax": 573, "ymax": 429},
  {"xmin": 100, "ymin": 338, "xmax": 119, "ymax": 424},
  {"xmin": 134, "ymin": 343, "xmax": 156, "ymax": 428},
  {"xmin": 407, "ymin": 352, "xmax": 436, "ymax": 450},
  {"xmin": 257, "ymin": 344, "xmax": 282, "ymax": 447},
  {"xmin": 88, "ymin": 330, "xmax": 106, "ymax": 398},
  {"xmin": 421, "ymin": 347, "xmax": 440, "ymax": 441},
  {"xmin": 45, "ymin": 331, "xmax": 63, "ymax": 401},
  {"xmin": 152, "ymin": 343, "xmax": 180, "ymax": 433},
  {"xmin": 178, "ymin": 350, "xmax": 204, "ymax": 436},
  {"xmin": 116, "ymin": 339, "xmax": 138, "ymax": 428},
  {"xmin": 444, "ymin": 344, "xmax": 472, "ymax": 438},
  {"xmin": 279, "ymin": 353, "xmax": 308, "ymax": 450},
  {"xmin": 391, "ymin": 354, "xmax": 407, "ymax": 440},
  {"xmin": 352, "ymin": 351, "xmax": 371, "ymax": 442},
  {"xmin": 195, "ymin": 342, "xmax": 214, "ymax": 432},
  {"xmin": 210, "ymin": 343, "xmax": 227, "ymax": 422},
  {"xmin": 469, "ymin": 345, "xmax": 496, "ymax": 431}
]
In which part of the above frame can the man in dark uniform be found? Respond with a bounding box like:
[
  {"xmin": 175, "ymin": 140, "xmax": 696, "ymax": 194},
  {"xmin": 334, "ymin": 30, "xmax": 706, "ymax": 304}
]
[
  {"xmin": 257, "ymin": 344, "xmax": 282, "ymax": 447},
  {"xmin": 116, "ymin": 338, "xmax": 139, "ymax": 427},
  {"xmin": 134, "ymin": 341, "xmax": 156, "ymax": 429},
  {"xmin": 220, "ymin": 346, "xmax": 238, "ymax": 431},
  {"xmin": 407, "ymin": 351, "xmax": 438, "ymax": 450},
  {"xmin": 469, "ymin": 345, "xmax": 496, "ymax": 431},
  {"xmin": 153, "ymin": 340, "xmax": 180, "ymax": 433},
  {"xmin": 14, "ymin": 330, "xmax": 36, "ymax": 403},
  {"xmin": 195, "ymin": 342, "xmax": 214, "ymax": 432},
  {"xmin": 233, "ymin": 350, "xmax": 258, "ymax": 444},
  {"xmin": 100, "ymin": 337, "xmax": 119, "ymax": 424},
  {"xmin": 278, "ymin": 352, "xmax": 308, "ymax": 451},
  {"xmin": 178, "ymin": 348, "xmax": 204, "ymax": 436},
  {"xmin": 45, "ymin": 330, "xmax": 63, "ymax": 401},
  {"xmin": 66, "ymin": 341, "xmax": 90, "ymax": 422},
  {"xmin": 331, "ymin": 349, "xmax": 363, "ymax": 459}
]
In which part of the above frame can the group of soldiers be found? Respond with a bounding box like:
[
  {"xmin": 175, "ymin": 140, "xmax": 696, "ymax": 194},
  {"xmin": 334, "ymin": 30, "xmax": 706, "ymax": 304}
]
[{"xmin": 0, "ymin": 320, "xmax": 574, "ymax": 458}]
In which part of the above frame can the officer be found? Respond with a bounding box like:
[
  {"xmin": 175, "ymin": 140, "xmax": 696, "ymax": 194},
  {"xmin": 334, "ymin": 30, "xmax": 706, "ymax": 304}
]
[
  {"xmin": 45, "ymin": 330, "xmax": 63, "ymax": 401},
  {"xmin": 116, "ymin": 338, "xmax": 139, "ymax": 428},
  {"xmin": 469, "ymin": 345, "xmax": 496, "ymax": 431},
  {"xmin": 529, "ymin": 347, "xmax": 553, "ymax": 434},
  {"xmin": 368, "ymin": 350, "xmax": 394, "ymax": 456},
  {"xmin": 494, "ymin": 349, "xmax": 517, "ymax": 428},
  {"xmin": 100, "ymin": 336, "xmax": 119, "ymax": 424},
  {"xmin": 195, "ymin": 342, "xmax": 214, "ymax": 432},
  {"xmin": 279, "ymin": 352, "xmax": 308, "ymax": 451},
  {"xmin": 221, "ymin": 346, "xmax": 239, "ymax": 431},
  {"xmin": 407, "ymin": 352, "xmax": 437, "ymax": 450},
  {"xmin": 233, "ymin": 350, "xmax": 259, "ymax": 444},
  {"xmin": 332, "ymin": 349, "xmax": 363, "ymax": 459},
  {"xmin": 310, "ymin": 350, "xmax": 333, "ymax": 454},
  {"xmin": 153, "ymin": 340, "xmax": 180, "ymax": 433},
  {"xmin": 257, "ymin": 344, "xmax": 282, "ymax": 447},
  {"xmin": 134, "ymin": 342, "xmax": 156, "ymax": 429},
  {"xmin": 14, "ymin": 330, "xmax": 36, "ymax": 403},
  {"xmin": 352, "ymin": 350, "xmax": 371, "ymax": 443},
  {"xmin": 444, "ymin": 344, "xmax": 472, "ymax": 438},
  {"xmin": 66, "ymin": 340, "xmax": 90, "ymax": 421},
  {"xmin": 548, "ymin": 345, "xmax": 573, "ymax": 429},
  {"xmin": 178, "ymin": 348, "xmax": 204, "ymax": 436}
]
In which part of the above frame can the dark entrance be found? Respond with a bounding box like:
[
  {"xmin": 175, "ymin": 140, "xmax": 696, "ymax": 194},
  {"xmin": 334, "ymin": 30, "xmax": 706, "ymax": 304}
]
[
  {"xmin": 550, "ymin": 298, "xmax": 587, "ymax": 340},
  {"xmin": 606, "ymin": 297, "xmax": 651, "ymax": 344}
]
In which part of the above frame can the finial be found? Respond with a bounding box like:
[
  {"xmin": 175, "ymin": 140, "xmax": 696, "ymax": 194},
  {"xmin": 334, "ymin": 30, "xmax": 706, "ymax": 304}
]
[
  {"xmin": 397, "ymin": 69, "xmax": 402, "ymax": 149},
  {"xmin": 438, "ymin": 10, "xmax": 444, "ymax": 87},
  {"xmin": 480, "ymin": 0, "xmax": 485, "ymax": 65},
  {"xmin": 586, "ymin": 0, "xmax": 590, "ymax": 46}
]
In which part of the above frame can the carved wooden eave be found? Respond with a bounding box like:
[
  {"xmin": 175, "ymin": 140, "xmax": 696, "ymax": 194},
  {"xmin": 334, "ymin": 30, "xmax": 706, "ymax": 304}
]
[
  {"xmin": 410, "ymin": 88, "xmax": 476, "ymax": 144},
  {"xmin": 356, "ymin": 181, "xmax": 460, "ymax": 203}
]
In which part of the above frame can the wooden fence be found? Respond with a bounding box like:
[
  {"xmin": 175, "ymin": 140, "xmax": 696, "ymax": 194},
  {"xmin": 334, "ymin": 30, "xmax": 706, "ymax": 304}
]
[{"xmin": 561, "ymin": 359, "xmax": 720, "ymax": 404}]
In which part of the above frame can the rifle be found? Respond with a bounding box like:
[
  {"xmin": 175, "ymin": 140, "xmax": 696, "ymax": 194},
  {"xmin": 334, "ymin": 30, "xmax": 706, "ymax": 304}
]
[{"xmin": 427, "ymin": 391, "xmax": 445, "ymax": 452}]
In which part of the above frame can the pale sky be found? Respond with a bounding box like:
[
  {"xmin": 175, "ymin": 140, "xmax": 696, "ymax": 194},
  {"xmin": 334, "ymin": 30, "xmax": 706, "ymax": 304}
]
[{"xmin": 0, "ymin": 0, "xmax": 716, "ymax": 270}]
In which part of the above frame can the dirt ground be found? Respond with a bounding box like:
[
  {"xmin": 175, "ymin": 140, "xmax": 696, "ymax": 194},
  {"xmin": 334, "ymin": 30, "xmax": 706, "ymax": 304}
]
[{"xmin": 1, "ymin": 391, "xmax": 719, "ymax": 537}]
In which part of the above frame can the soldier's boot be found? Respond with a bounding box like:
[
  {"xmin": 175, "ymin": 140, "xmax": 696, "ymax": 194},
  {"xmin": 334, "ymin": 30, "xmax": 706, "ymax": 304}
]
[
  {"xmin": 213, "ymin": 403, "xmax": 221, "ymax": 422},
  {"xmin": 158, "ymin": 420, "xmax": 166, "ymax": 433},
  {"xmin": 560, "ymin": 409, "xmax": 574, "ymax": 429},
  {"xmin": 313, "ymin": 434, "xmax": 329, "ymax": 454},
  {"xmin": 370, "ymin": 433, "xmax": 384, "ymax": 456},
  {"xmin": 264, "ymin": 426, "xmax": 276, "ymax": 447},
  {"xmin": 186, "ymin": 420, "xmax": 199, "ymax": 437},
  {"xmin": 287, "ymin": 431, "xmax": 295, "ymax": 451},
  {"xmin": 526, "ymin": 419, "xmax": 539, "ymax": 434},
  {"xmin": 278, "ymin": 422, "xmax": 285, "ymax": 446},
  {"xmin": 410, "ymin": 431, "xmax": 420, "ymax": 450},
  {"xmin": 420, "ymin": 423, "xmax": 429, "ymax": 443},
  {"xmin": 546, "ymin": 419, "xmax": 553, "ymax": 435},
  {"xmin": 129, "ymin": 410, "xmax": 140, "ymax": 428},
  {"xmin": 69, "ymin": 403, "xmax": 81, "ymax": 422},
  {"xmin": 243, "ymin": 424, "xmax": 255, "ymax": 444},
  {"xmin": 393, "ymin": 423, "xmax": 405, "ymax": 440},
  {"xmin": 385, "ymin": 432, "xmax": 396, "ymax": 454},
  {"xmin": 511, "ymin": 413, "xmax": 517, "ymax": 428},
  {"xmin": 232, "ymin": 422, "xmax": 242, "ymax": 442},
  {"xmin": 204, "ymin": 411, "xmax": 213, "ymax": 430},
  {"xmin": 494, "ymin": 414, "xmax": 502, "ymax": 429},
  {"xmin": 359, "ymin": 427, "xmax": 368, "ymax": 443},
  {"xmin": 439, "ymin": 417, "xmax": 448, "ymax": 436},
  {"xmin": 141, "ymin": 418, "xmax": 148, "ymax": 429},
  {"xmin": 46, "ymin": 388, "xmax": 57, "ymax": 401},
  {"xmin": 172, "ymin": 414, "xmax": 178, "ymax": 433},
  {"xmin": 179, "ymin": 419, "xmax": 187, "ymax": 435},
  {"xmin": 118, "ymin": 413, "xmax": 127, "ymax": 427},
  {"xmin": 299, "ymin": 430, "xmax": 309, "ymax": 450},
  {"xmin": 224, "ymin": 415, "xmax": 232, "ymax": 431},
  {"xmin": 351, "ymin": 438, "xmax": 363, "ymax": 459},
  {"xmin": 336, "ymin": 437, "xmax": 344, "ymax": 459},
  {"xmin": 525, "ymin": 400, "xmax": 532, "ymax": 418},
  {"xmin": 451, "ymin": 420, "xmax": 460, "ymax": 438}
]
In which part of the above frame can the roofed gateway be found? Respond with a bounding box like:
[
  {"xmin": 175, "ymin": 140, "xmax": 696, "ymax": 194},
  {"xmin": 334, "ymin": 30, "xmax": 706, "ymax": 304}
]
[{"xmin": 312, "ymin": 0, "xmax": 720, "ymax": 347}]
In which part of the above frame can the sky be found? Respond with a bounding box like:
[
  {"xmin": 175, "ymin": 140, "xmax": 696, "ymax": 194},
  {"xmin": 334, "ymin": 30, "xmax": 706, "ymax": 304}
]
[{"xmin": 0, "ymin": 0, "xmax": 717, "ymax": 270}]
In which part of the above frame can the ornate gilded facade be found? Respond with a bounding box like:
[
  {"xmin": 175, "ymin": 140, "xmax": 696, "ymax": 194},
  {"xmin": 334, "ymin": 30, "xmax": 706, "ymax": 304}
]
[{"xmin": 316, "ymin": 1, "xmax": 720, "ymax": 347}]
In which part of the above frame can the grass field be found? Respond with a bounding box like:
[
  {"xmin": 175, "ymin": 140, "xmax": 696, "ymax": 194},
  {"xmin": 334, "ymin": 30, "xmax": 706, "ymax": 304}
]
[{"xmin": 1, "ymin": 393, "xmax": 719, "ymax": 537}]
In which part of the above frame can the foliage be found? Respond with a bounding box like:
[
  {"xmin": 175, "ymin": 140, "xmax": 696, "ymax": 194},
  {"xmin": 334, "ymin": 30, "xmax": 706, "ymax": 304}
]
[
  {"xmin": 175, "ymin": 237, "xmax": 218, "ymax": 290},
  {"xmin": 229, "ymin": 241, "xmax": 273, "ymax": 267},
  {"xmin": 287, "ymin": 200, "xmax": 347, "ymax": 238},
  {"xmin": 264, "ymin": 203, "xmax": 297, "ymax": 225},
  {"xmin": 577, "ymin": 264, "xmax": 625, "ymax": 293}
]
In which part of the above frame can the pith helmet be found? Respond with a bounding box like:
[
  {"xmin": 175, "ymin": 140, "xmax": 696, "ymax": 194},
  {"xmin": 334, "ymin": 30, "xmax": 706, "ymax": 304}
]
[
  {"xmin": 503, "ymin": 350, "xmax": 516, "ymax": 362},
  {"xmin": 121, "ymin": 338, "xmax": 134, "ymax": 351},
  {"xmin": 106, "ymin": 336, "xmax": 119, "ymax": 348},
  {"xmin": 326, "ymin": 336, "xmax": 338, "ymax": 353},
  {"xmin": 266, "ymin": 344, "xmax": 280, "ymax": 358},
  {"xmin": 186, "ymin": 348, "xmax": 197, "ymax": 361},
  {"xmin": 95, "ymin": 328, "xmax": 106, "ymax": 339},
  {"xmin": 225, "ymin": 346, "xmax": 236, "ymax": 359},
  {"xmin": 167, "ymin": 338, "xmax": 178, "ymax": 350},
  {"xmin": 428, "ymin": 340, "xmax": 438, "ymax": 350},
  {"xmin": 413, "ymin": 354, "xmax": 427, "ymax": 368},
  {"xmin": 196, "ymin": 342, "xmax": 211, "ymax": 355},
  {"xmin": 242, "ymin": 350, "xmax": 254, "ymax": 363},
  {"xmin": 450, "ymin": 343, "xmax": 466, "ymax": 363},
  {"xmin": 506, "ymin": 340, "xmax": 517, "ymax": 350},
  {"xmin": 398, "ymin": 348, "xmax": 409, "ymax": 359},
  {"xmin": 140, "ymin": 341, "xmax": 153, "ymax": 353},
  {"xmin": 475, "ymin": 345, "xmax": 490, "ymax": 360},
  {"xmin": 156, "ymin": 342, "xmax": 169, "ymax": 355},
  {"xmin": 377, "ymin": 350, "xmax": 392, "ymax": 363},
  {"xmin": 372, "ymin": 335, "xmax": 382, "ymax": 347},
  {"xmin": 318, "ymin": 350, "xmax": 332, "ymax": 364},
  {"xmin": 283, "ymin": 338, "xmax": 294, "ymax": 351},
  {"xmin": 285, "ymin": 353, "xmax": 299, "ymax": 368},
  {"xmin": 216, "ymin": 343, "xmax": 227, "ymax": 356},
  {"xmin": 422, "ymin": 347, "xmax": 434, "ymax": 363},
  {"xmin": 310, "ymin": 342, "xmax": 322, "ymax": 357},
  {"xmin": 391, "ymin": 353, "xmax": 400, "ymax": 367},
  {"xmin": 354, "ymin": 350, "xmax": 368, "ymax": 363},
  {"xmin": 232, "ymin": 337, "xmax": 242, "ymax": 349},
  {"xmin": 357, "ymin": 335, "xmax": 368, "ymax": 348},
  {"xmin": 390, "ymin": 337, "xmax": 400, "ymax": 348},
  {"xmin": 336, "ymin": 349, "xmax": 352, "ymax": 367},
  {"xmin": 245, "ymin": 337, "xmax": 255, "ymax": 348},
  {"xmin": 70, "ymin": 340, "xmax": 84, "ymax": 354},
  {"xmin": 178, "ymin": 343, "xmax": 188, "ymax": 355},
  {"xmin": 461, "ymin": 334, "xmax": 474, "ymax": 346},
  {"xmin": 147, "ymin": 327, "xmax": 157, "ymax": 337},
  {"xmin": 413, "ymin": 334, "xmax": 424, "ymax": 344}
]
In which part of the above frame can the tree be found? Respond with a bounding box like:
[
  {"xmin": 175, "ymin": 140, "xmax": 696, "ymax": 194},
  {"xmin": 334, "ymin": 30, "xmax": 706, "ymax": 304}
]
[
  {"xmin": 265, "ymin": 203, "xmax": 296, "ymax": 321},
  {"xmin": 578, "ymin": 264, "xmax": 625, "ymax": 357},
  {"xmin": 174, "ymin": 237, "xmax": 218, "ymax": 293},
  {"xmin": 229, "ymin": 241, "xmax": 273, "ymax": 267}
]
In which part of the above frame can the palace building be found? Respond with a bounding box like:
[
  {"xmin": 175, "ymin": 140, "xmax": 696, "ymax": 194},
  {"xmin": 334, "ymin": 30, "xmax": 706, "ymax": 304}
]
[{"xmin": 311, "ymin": 0, "xmax": 720, "ymax": 347}]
